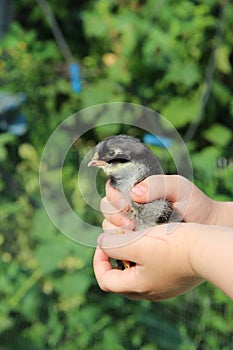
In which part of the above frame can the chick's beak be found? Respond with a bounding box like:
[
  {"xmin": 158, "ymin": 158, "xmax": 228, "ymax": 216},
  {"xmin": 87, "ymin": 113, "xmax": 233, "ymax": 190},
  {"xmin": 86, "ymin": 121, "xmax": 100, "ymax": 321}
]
[{"xmin": 88, "ymin": 152, "xmax": 107, "ymax": 168}]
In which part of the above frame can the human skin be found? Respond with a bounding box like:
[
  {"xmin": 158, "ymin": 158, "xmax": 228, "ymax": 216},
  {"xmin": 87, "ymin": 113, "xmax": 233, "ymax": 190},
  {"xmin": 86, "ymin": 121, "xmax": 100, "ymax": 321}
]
[
  {"xmin": 101, "ymin": 175, "xmax": 233, "ymax": 227},
  {"xmin": 94, "ymin": 222, "xmax": 233, "ymax": 300},
  {"xmin": 93, "ymin": 175, "xmax": 233, "ymax": 300}
]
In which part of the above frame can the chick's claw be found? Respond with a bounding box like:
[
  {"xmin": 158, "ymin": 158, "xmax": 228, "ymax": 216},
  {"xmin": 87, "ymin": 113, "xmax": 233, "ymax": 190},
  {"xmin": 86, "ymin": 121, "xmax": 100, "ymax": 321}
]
[
  {"xmin": 115, "ymin": 259, "xmax": 135, "ymax": 270},
  {"xmin": 116, "ymin": 227, "xmax": 126, "ymax": 235}
]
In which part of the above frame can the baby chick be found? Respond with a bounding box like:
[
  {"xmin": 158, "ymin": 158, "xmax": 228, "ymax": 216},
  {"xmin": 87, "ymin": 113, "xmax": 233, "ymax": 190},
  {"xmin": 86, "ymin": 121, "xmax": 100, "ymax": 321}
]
[{"xmin": 88, "ymin": 135, "xmax": 178, "ymax": 269}]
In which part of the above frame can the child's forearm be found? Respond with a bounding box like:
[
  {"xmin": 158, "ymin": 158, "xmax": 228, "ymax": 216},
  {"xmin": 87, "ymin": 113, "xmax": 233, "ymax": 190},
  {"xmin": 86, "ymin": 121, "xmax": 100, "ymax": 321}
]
[
  {"xmin": 211, "ymin": 202, "xmax": 233, "ymax": 227},
  {"xmin": 190, "ymin": 224, "xmax": 233, "ymax": 299}
]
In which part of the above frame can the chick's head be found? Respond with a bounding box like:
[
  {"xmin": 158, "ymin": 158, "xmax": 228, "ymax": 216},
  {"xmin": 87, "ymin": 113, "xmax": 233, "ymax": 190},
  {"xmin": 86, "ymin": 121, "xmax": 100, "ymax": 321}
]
[{"xmin": 88, "ymin": 135, "xmax": 163, "ymax": 185}]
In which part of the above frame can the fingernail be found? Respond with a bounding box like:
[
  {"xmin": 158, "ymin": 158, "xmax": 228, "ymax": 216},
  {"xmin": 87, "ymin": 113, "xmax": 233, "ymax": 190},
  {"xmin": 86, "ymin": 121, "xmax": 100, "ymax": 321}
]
[{"xmin": 132, "ymin": 185, "xmax": 146, "ymax": 197}]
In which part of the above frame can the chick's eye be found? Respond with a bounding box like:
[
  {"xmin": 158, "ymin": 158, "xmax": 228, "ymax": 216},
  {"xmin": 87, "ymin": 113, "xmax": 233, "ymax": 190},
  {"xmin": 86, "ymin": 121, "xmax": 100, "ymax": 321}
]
[{"xmin": 108, "ymin": 150, "xmax": 115, "ymax": 157}]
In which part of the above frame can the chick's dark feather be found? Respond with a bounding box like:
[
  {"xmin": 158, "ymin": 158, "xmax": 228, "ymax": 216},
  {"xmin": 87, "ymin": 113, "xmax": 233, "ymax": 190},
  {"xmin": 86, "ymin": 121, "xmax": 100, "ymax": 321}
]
[{"xmin": 89, "ymin": 135, "xmax": 178, "ymax": 230}]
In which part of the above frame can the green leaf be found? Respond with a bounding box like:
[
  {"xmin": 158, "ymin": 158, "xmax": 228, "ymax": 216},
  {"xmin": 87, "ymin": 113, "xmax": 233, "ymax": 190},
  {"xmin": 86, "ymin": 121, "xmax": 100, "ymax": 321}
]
[
  {"xmin": 94, "ymin": 123, "xmax": 122, "ymax": 139},
  {"xmin": 161, "ymin": 95, "xmax": 200, "ymax": 128},
  {"xmin": 35, "ymin": 238, "xmax": 68, "ymax": 274},
  {"xmin": 82, "ymin": 12, "xmax": 108, "ymax": 38},
  {"xmin": 204, "ymin": 124, "xmax": 232, "ymax": 147},
  {"xmin": 30, "ymin": 208, "xmax": 56, "ymax": 242},
  {"xmin": 54, "ymin": 272, "xmax": 90, "ymax": 297},
  {"xmin": 212, "ymin": 81, "xmax": 231, "ymax": 105},
  {"xmin": 80, "ymin": 80, "xmax": 124, "ymax": 107},
  {"xmin": 139, "ymin": 312, "xmax": 182, "ymax": 349},
  {"xmin": 165, "ymin": 60, "xmax": 201, "ymax": 87},
  {"xmin": 0, "ymin": 133, "xmax": 15, "ymax": 146},
  {"xmin": 216, "ymin": 45, "xmax": 232, "ymax": 74}
]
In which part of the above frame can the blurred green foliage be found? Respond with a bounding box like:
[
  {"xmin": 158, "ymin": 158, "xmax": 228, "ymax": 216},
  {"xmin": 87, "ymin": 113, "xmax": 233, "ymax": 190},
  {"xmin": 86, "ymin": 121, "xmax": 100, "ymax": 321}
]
[{"xmin": 0, "ymin": 0, "xmax": 233, "ymax": 349}]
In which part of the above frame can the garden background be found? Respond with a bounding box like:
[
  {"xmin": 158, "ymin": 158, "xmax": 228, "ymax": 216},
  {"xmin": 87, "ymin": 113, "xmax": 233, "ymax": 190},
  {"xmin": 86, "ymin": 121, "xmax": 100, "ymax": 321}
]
[{"xmin": 0, "ymin": 0, "xmax": 233, "ymax": 349}]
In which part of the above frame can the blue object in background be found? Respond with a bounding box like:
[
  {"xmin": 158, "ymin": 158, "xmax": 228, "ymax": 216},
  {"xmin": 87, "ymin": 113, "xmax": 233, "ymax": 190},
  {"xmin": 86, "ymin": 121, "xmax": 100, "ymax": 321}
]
[
  {"xmin": 0, "ymin": 91, "xmax": 28, "ymax": 136},
  {"xmin": 0, "ymin": 92, "xmax": 26, "ymax": 114},
  {"xmin": 143, "ymin": 133, "xmax": 172, "ymax": 149},
  {"xmin": 8, "ymin": 112, "xmax": 28, "ymax": 136},
  {"xmin": 69, "ymin": 62, "xmax": 82, "ymax": 93}
]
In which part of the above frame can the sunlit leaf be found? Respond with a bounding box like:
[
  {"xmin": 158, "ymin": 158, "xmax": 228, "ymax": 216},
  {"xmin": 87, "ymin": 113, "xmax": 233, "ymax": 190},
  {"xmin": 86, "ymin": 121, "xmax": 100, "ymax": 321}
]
[
  {"xmin": 161, "ymin": 95, "xmax": 200, "ymax": 128},
  {"xmin": 204, "ymin": 124, "xmax": 232, "ymax": 147}
]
